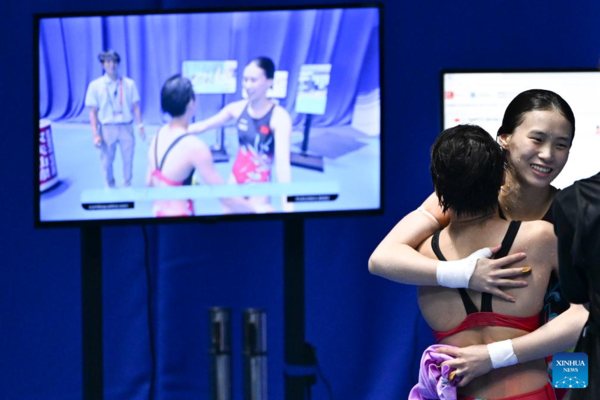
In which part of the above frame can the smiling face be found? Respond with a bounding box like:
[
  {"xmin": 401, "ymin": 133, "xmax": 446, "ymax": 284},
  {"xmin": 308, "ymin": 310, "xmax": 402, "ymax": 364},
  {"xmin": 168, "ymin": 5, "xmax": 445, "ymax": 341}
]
[
  {"xmin": 243, "ymin": 62, "xmax": 272, "ymax": 101},
  {"xmin": 499, "ymin": 109, "xmax": 573, "ymax": 189}
]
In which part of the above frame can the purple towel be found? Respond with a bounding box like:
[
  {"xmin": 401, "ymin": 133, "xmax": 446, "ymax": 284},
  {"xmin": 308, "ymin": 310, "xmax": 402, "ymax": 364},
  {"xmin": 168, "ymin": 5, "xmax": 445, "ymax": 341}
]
[{"xmin": 408, "ymin": 344, "xmax": 460, "ymax": 400}]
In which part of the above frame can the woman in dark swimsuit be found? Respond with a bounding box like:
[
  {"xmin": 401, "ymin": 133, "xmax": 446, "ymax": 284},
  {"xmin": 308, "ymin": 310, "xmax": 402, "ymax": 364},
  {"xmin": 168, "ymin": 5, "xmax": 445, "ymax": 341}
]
[
  {"xmin": 369, "ymin": 90, "xmax": 588, "ymax": 389},
  {"xmin": 188, "ymin": 57, "xmax": 293, "ymax": 213},
  {"xmin": 413, "ymin": 125, "xmax": 564, "ymax": 399}
]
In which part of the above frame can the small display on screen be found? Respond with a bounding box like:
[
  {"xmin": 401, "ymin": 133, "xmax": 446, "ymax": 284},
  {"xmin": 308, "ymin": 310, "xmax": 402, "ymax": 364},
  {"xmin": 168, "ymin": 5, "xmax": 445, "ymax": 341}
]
[
  {"xmin": 295, "ymin": 64, "xmax": 332, "ymax": 115},
  {"xmin": 443, "ymin": 71, "xmax": 600, "ymax": 189},
  {"xmin": 182, "ymin": 60, "xmax": 238, "ymax": 94},
  {"xmin": 36, "ymin": 6, "xmax": 382, "ymax": 225}
]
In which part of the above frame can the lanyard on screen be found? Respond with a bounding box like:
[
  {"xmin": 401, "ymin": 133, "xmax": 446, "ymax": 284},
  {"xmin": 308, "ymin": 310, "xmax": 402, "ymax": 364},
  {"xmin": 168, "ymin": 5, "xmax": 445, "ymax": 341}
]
[{"xmin": 106, "ymin": 78, "xmax": 123, "ymax": 110}]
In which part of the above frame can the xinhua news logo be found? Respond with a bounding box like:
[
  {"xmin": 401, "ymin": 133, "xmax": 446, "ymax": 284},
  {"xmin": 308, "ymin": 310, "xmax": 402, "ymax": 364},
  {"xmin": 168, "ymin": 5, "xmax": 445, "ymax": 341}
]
[{"xmin": 553, "ymin": 352, "xmax": 588, "ymax": 389}]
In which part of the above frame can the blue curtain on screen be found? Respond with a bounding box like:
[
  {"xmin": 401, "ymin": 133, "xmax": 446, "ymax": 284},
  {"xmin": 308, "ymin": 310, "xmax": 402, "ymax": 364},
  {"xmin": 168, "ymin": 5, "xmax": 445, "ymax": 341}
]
[{"xmin": 38, "ymin": 9, "xmax": 380, "ymax": 128}]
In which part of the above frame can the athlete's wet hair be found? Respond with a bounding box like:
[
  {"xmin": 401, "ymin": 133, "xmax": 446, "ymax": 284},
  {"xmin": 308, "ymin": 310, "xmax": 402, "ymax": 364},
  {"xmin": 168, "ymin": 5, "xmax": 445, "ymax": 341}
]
[
  {"xmin": 98, "ymin": 49, "xmax": 121, "ymax": 64},
  {"xmin": 161, "ymin": 75, "xmax": 195, "ymax": 118},
  {"xmin": 497, "ymin": 89, "xmax": 575, "ymax": 141},
  {"xmin": 250, "ymin": 57, "xmax": 275, "ymax": 79},
  {"xmin": 431, "ymin": 124, "xmax": 505, "ymax": 217}
]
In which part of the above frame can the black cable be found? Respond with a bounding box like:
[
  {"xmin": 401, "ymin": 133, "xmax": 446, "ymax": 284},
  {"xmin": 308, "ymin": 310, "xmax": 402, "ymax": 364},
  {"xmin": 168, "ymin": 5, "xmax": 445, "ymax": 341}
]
[
  {"xmin": 316, "ymin": 361, "xmax": 333, "ymax": 400},
  {"xmin": 142, "ymin": 225, "xmax": 156, "ymax": 400}
]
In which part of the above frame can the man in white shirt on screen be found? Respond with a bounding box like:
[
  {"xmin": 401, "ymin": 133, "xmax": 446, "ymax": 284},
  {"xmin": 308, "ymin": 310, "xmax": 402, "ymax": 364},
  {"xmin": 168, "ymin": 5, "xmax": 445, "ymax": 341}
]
[{"xmin": 85, "ymin": 50, "xmax": 145, "ymax": 188}]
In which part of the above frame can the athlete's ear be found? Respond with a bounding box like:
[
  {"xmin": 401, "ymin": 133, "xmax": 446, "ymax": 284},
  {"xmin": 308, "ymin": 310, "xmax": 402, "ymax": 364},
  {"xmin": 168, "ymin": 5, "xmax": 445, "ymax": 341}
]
[
  {"xmin": 498, "ymin": 133, "xmax": 511, "ymax": 150},
  {"xmin": 186, "ymin": 98, "xmax": 195, "ymax": 112}
]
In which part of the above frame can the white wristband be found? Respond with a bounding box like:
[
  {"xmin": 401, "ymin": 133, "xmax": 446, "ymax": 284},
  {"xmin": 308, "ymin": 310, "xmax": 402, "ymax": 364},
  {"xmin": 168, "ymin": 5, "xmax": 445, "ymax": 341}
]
[
  {"xmin": 487, "ymin": 339, "xmax": 518, "ymax": 369},
  {"xmin": 436, "ymin": 247, "xmax": 493, "ymax": 288}
]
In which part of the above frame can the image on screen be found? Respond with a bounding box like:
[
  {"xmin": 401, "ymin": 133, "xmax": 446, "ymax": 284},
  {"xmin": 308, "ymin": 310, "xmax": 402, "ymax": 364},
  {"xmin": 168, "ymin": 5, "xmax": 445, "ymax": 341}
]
[
  {"xmin": 443, "ymin": 71, "xmax": 600, "ymax": 189},
  {"xmin": 36, "ymin": 6, "xmax": 382, "ymax": 224},
  {"xmin": 295, "ymin": 64, "xmax": 332, "ymax": 115},
  {"xmin": 182, "ymin": 60, "xmax": 238, "ymax": 94}
]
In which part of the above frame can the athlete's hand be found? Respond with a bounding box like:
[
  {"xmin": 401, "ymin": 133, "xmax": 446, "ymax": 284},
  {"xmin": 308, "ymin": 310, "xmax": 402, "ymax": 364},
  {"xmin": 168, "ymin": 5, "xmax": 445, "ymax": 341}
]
[
  {"xmin": 93, "ymin": 134, "xmax": 102, "ymax": 147},
  {"xmin": 469, "ymin": 245, "xmax": 528, "ymax": 302},
  {"xmin": 437, "ymin": 345, "xmax": 493, "ymax": 387}
]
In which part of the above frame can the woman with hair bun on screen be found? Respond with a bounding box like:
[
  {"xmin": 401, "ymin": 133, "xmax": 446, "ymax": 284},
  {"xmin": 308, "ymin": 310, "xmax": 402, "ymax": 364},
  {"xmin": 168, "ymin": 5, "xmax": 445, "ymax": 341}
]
[
  {"xmin": 188, "ymin": 57, "xmax": 293, "ymax": 213},
  {"xmin": 369, "ymin": 89, "xmax": 588, "ymax": 393}
]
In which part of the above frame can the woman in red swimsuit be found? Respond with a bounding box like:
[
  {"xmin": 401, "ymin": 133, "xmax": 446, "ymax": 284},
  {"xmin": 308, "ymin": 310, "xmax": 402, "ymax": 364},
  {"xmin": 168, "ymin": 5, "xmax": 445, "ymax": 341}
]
[
  {"xmin": 188, "ymin": 57, "xmax": 293, "ymax": 212},
  {"xmin": 369, "ymin": 90, "xmax": 588, "ymax": 391},
  {"xmin": 147, "ymin": 75, "xmax": 254, "ymax": 217}
]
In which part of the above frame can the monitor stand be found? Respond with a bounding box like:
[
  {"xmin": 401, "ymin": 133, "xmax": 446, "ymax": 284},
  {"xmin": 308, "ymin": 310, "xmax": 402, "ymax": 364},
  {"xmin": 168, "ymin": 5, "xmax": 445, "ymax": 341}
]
[
  {"xmin": 291, "ymin": 114, "xmax": 324, "ymax": 172},
  {"xmin": 284, "ymin": 218, "xmax": 317, "ymax": 399},
  {"xmin": 81, "ymin": 226, "xmax": 103, "ymax": 400},
  {"xmin": 81, "ymin": 220, "xmax": 318, "ymax": 400},
  {"xmin": 211, "ymin": 93, "xmax": 229, "ymax": 163}
]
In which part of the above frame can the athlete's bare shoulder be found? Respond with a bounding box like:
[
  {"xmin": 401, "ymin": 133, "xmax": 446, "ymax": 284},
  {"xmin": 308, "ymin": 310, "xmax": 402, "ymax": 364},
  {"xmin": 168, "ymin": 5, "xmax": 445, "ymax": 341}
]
[
  {"xmin": 272, "ymin": 104, "xmax": 291, "ymax": 120},
  {"xmin": 515, "ymin": 220, "xmax": 556, "ymax": 270},
  {"xmin": 225, "ymin": 100, "xmax": 248, "ymax": 119},
  {"xmin": 182, "ymin": 133, "xmax": 209, "ymax": 152},
  {"xmin": 519, "ymin": 220, "xmax": 554, "ymax": 243},
  {"xmin": 271, "ymin": 104, "xmax": 292, "ymax": 131}
]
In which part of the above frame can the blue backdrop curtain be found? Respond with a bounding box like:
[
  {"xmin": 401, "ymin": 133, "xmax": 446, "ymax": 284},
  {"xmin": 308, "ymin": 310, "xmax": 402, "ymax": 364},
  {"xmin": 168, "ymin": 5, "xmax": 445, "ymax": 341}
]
[
  {"xmin": 4, "ymin": 0, "xmax": 600, "ymax": 399},
  {"xmin": 38, "ymin": 9, "xmax": 380, "ymax": 128}
]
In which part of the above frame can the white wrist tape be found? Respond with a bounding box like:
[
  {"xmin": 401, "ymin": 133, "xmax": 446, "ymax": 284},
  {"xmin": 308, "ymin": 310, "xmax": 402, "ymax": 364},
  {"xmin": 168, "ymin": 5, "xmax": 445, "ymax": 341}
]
[
  {"xmin": 436, "ymin": 247, "xmax": 493, "ymax": 288},
  {"xmin": 487, "ymin": 339, "xmax": 518, "ymax": 369}
]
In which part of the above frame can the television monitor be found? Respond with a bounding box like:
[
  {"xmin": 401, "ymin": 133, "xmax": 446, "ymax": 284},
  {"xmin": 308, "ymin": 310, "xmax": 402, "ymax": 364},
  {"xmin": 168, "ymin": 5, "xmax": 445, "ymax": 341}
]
[
  {"xmin": 442, "ymin": 70, "xmax": 600, "ymax": 189},
  {"xmin": 35, "ymin": 4, "xmax": 382, "ymax": 226}
]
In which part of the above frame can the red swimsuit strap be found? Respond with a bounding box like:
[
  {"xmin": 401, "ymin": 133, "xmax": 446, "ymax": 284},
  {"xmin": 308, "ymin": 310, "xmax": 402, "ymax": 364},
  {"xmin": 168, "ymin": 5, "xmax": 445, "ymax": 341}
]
[
  {"xmin": 433, "ymin": 312, "xmax": 541, "ymax": 343},
  {"xmin": 151, "ymin": 169, "xmax": 183, "ymax": 186}
]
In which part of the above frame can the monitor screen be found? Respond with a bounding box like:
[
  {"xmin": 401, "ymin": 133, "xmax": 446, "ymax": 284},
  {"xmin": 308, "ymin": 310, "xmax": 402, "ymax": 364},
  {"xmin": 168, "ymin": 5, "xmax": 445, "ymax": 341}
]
[
  {"xmin": 36, "ymin": 5, "xmax": 382, "ymax": 226},
  {"xmin": 442, "ymin": 70, "xmax": 600, "ymax": 189}
]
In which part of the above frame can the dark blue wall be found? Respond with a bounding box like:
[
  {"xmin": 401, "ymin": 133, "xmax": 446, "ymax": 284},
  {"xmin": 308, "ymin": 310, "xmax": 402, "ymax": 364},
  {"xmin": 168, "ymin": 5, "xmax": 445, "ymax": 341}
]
[{"xmin": 1, "ymin": 0, "xmax": 599, "ymax": 399}]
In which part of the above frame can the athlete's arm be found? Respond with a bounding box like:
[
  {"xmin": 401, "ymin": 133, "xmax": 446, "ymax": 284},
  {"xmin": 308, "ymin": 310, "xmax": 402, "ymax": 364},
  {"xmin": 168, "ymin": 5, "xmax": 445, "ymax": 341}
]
[
  {"xmin": 146, "ymin": 135, "xmax": 157, "ymax": 186},
  {"xmin": 190, "ymin": 141, "xmax": 255, "ymax": 213},
  {"xmin": 438, "ymin": 228, "xmax": 588, "ymax": 386},
  {"xmin": 368, "ymin": 193, "xmax": 528, "ymax": 300},
  {"xmin": 187, "ymin": 103, "xmax": 236, "ymax": 134},
  {"xmin": 89, "ymin": 107, "xmax": 101, "ymax": 147},
  {"xmin": 133, "ymin": 102, "xmax": 145, "ymax": 140},
  {"xmin": 438, "ymin": 304, "xmax": 588, "ymax": 387},
  {"xmin": 273, "ymin": 107, "xmax": 293, "ymax": 212}
]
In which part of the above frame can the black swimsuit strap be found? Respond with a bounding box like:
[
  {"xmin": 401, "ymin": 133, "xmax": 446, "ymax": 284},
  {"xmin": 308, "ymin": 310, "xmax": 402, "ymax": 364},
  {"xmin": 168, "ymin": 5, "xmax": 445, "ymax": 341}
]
[
  {"xmin": 431, "ymin": 220, "xmax": 522, "ymax": 314},
  {"xmin": 481, "ymin": 220, "xmax": 522, "ymax": 312},
  {"xmin": 494, "ymin": 220, "xmax": 522, "ymax": 259},
  {"xmin": 431, "ymin": 230, "xmax": 446, "ymax": 261},
  {"xmin": 155, "ymin": 132, "xmax": 192, "ymax": 171},
  {"xmin": 431, "ymin": 231, "xmax": 479, "ymax": 315}
]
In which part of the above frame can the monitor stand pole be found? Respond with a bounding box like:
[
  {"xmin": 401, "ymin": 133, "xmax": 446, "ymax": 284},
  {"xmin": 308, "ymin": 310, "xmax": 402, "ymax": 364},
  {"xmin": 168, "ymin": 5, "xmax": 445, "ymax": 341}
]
[
  {"xmin": 81, "ymin": 226, "xmax": 103, "ymax": 400},
  {"xmin": 211, "ymin": 93, "xmax": 229, "ymax": 163},
  {"xmin": 284, "ymin": 218, "xmax": 317, "ymax": 399}
]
